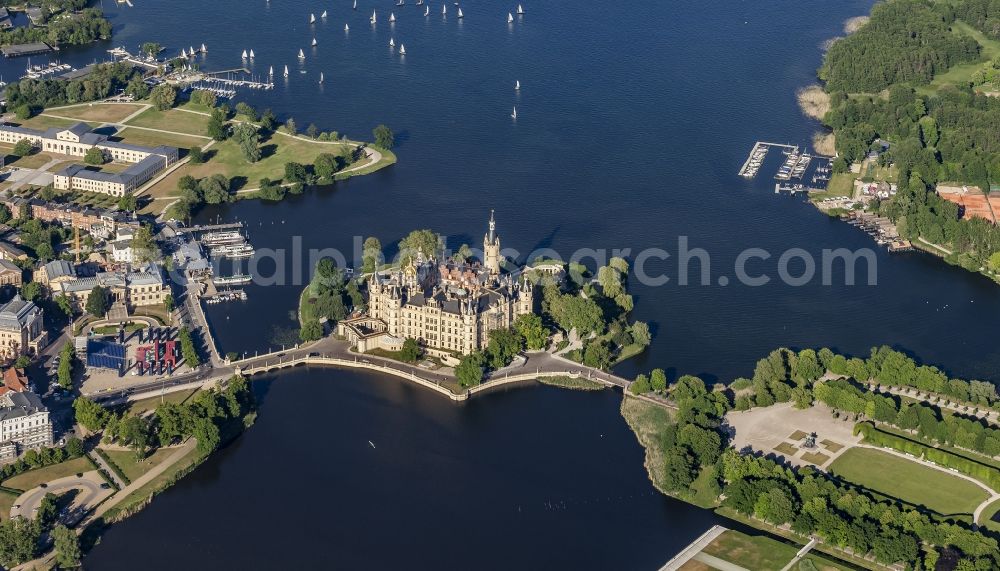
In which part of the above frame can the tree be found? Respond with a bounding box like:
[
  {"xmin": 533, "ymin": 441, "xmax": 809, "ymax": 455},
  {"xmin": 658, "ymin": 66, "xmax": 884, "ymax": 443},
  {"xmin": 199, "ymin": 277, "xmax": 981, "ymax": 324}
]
[
  {"xmin": 13, "ymin": 355, "xmax": 30, "ymax": 369},
  {"xmin": 373, "ymin": 124, "xmax": 394, "ymax": 149},
  {"xmin": 117, "ymin": 192, "xmax": 138, "ymax": 211},
  {"xmin": 285, "ymin": 117, "xmax": 297, "ymax": 136},
  {"xmin": 583, "ymin": 340, "xmax": 612, "ymax": 370},
  {"xmin": 650, "ymin": 368, "xmax": 667, "ymax": 392},
  {"xmin": 118, "ymin": 415, "xmax": 150, "ymax": 460},
  {"xmin": 12, "ymin": 138, "xmax": 33, "ymax": 157},
  {"xmin": 207, "ymin": 113, "xmax": 228, "ymax": 141},
  {"xmin": 20, "ymin": 281, "xmax": 42, "ymax": 303},
  {"xmin": 178, "ymin": 327, "xmax": 201, "ymax": 367},
  {"xmin": 188, "ymin": 146, "xmax": 205, "ymax": 164},
  {"xmin": 299, "ymin": 319, "xmax": 322, "ymax": 342},
  {"xmin": 630, "ymin": 321, "xmax": 651, "ymax": 347},
  {"xmin": 398, "ymin": 229, "xmax": 442, "ymax": 264},
  {"xmin": 0, "ymin": 204, "xmax": 10, "ymax": 224},
  {"xmin": 149, "ymin": 83, "xmax": 177, "ymax": 111},
  {"xmin": 73, "ymin": 397, "xmax": 111, "ymax": 431},
  {"xmin": 399, "ymin": 338, "xmax": 422, "ymax": 362},
  {"xmin": 306, "ymin": 123, "xmax": 319, "ymax": 139},
  {"xmin": 235, "ymin": 101, "xmax": 256, "ymax": 120},
  {"xmin": 0, "ymin": 517, "xmax": 40, "ymax": 567},
  {"xmin": 58, "ymin": 342, "xmax": 74, "ymax": 389},
  {"xmin": 85, "ymin": 285, "xmax": 109, "ymax": 317},
  {"xmin": 84, "ymin": 146, "xmax": 106, "ymax": 165},
  {"xmin": 141, "ymin": 42, "xmax": 161, "ymax": 57},
  {"xmin": 314, "ymin": 153, "xmax": 339, "ymax": 181},
  {"xmin": 456, "ymin": 352, "xmax": 486, "ymax": 387},
  {"xmin": 260, "ymin": 108, "xmax": 277, "ymax": 132},
  {"xmin": 630, "ymin": 374, "xmax": 651, "ymax": 395},
  {"xmin": 233, "ymin": 122, "xmax": 261, "ymax": 163},
  {"xmin": 361, "ymin": 236, "xmax": 382, "ymax": 273},
  {"xmin": 131, "ymin": 225, "xmax": 159, "ymax": 263},
  {"xmin": 486, "ymin": 328, "xmax": 523, "ymax": 369},
  {"xmin": 165, "ymin": 294, "xmax": 175, "ymax": 313},
  {"xmin": 661, "ymin": 446, "xmax": 697, "ymax": 491},
  {"xmin": 125, "ymin": 75, "xmax": 149, "ymax": 100},
  {"xmin": 14, "ymin": 104, "xmax": 32, "ymax": 120},
  {"xmin": 513, "ymin": 314, "xmax": 549, "ymax": 350},
  {"xmin": 284, "ymin": 162, "xmax": 308, "ymax": 183},
  {"xmin": 198, "ymin": 174, "xmax": 232, "ymax": 204},
  {"xmin": 52, "ymin": 524, "xmax": 81, "ymax": 568}
]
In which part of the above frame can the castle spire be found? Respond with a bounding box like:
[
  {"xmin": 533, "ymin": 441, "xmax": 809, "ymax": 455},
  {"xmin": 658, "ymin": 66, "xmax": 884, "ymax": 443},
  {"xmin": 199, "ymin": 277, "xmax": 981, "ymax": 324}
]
[{"xmin": 488, "ymin": 209, "xmax": 496, "ymax": 243}]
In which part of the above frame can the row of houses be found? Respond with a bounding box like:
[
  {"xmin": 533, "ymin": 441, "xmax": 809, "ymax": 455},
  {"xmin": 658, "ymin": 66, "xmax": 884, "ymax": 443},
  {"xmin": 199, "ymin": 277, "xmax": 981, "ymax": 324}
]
[
  {"xmin": 34, "ymin": 258, "xmax": 169, "ymax": 312},
  {"xmin": 0, "ymin": 368, "xmax": 52, "ymax": 460},
  {"xmin": 0, "ymin": 122, "xmax": 179, "ymax": 196},
  {"xmin": 0, "ymin": 194, "xmax": 140, "ymax": 241}
]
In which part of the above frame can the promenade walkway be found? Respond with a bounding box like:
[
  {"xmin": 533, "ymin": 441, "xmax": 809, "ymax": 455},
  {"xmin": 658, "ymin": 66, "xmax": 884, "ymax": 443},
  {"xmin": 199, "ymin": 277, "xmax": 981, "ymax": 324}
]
[{"xmin": 658, "ymin": 524, "xmax": 727, "ymax": 570}]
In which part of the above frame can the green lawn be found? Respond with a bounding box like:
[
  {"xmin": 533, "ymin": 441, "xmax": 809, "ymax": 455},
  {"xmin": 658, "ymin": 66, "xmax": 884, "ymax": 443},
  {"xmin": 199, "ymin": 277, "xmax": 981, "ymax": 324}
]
[
  {"xmin": 8, "ymin": 152, "xmax": 62, "ymax": 170},
  {"xmin": 0, "ymin": 489, "xmax": 19, "ymax": 521},
  {"xmin": 114, "ymin": 127, "xmax": 208, "ymax": 150},
  {"xmin": 93, "ymin": 323, "xmax": 147, "ymax": 335},
  {"xmin": 99, "ymin": 445, "xmax": 207, "ymax": 523},
  {"xmin": 828, "ymin": 448, "xmax": 988, "ymax": 517},
  {"xmin": 980, "ymin": 497, "xmax": 1000, "ymax": 531},
  {"xmin": 703, "ymin": 529, "xmax": 853, "ymax": 571},
  {"xmin": 918, "ymin": 21, "xmax": 1000, "ymax": 95},
  {"xmin": 17, "ymin": 115, "xmax": 94, "ymax": 131},
  {"xmin": 537, "ymin": 375, "xmax": 606, "ymax": 391},
  {"xmin": 45, "ymin": 103, "xmax": 147, "ymax": 124},
  {"xmin": 810, "ymin": 172, "xmax": 856, "ymax": 202},
  {"xmin": 99, "ymin": 448, "xmax": 176, "ymax": 483},
  {"xmin": 127, "ymin": 387, "xmax": 199, "ymax": 416},
  {"xmin": 2, "ymin": 457, "xmax": 95, "ymax": 492},
  {"xmin": 126, "ymin": 108, "xmax": 211, "ymax": 137}
]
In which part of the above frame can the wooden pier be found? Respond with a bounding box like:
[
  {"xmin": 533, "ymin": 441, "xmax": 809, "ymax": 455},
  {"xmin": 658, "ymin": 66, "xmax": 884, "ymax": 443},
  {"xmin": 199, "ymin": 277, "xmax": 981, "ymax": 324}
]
[
  {"xmin": 738, "ymin": 141, "xmax": 798, "ymax": 178},
  {"xmin": 188, "ymin": 222, "xmax": 245, "ymax": 233}
]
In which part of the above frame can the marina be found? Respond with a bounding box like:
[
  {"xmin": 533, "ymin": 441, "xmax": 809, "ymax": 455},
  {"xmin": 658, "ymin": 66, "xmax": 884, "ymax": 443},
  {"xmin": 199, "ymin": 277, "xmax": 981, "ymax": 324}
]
[
  {"xmin": 205, "ymin": 289, "xmax": 248, "ymax": 304},
  {"xmin": 739, "ymin": 141, "xmax": 833, "ymax": 192}
]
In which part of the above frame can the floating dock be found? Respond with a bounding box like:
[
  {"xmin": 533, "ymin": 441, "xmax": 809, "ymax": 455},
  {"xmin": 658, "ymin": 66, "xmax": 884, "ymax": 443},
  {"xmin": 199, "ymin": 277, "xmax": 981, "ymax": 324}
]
[{"xmin": 738, "ymin": 141, "xmax": 798, "ymax": 178}]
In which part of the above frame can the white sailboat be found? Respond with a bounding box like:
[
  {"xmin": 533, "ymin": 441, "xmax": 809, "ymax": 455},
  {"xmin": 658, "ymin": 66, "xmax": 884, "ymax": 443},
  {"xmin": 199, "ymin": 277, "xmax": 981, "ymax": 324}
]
[
  {"xmin": 507, "ymin": 12, "xmax": 514, "ymax": 23},
  {"xmin": 269, "ymin": 65, "xmax": 274, "ymax": 76},
  {"xmin": 442, "ymin": 4, "xmax": 447, "ymax": 14},
  {"xmin": 424, "ymin": 6, "xmax": 429, "ymax": 16},
  {"xmin": 189, "ymin": 46, "xmax": 195, "ymax": 56},
  {"xmin": 249, "ymin": 49, "xmax": 255, "ymax": 59},
  {"xmin": 312, "ymin": 38, "xmax": 318, "ymax": 47},
  {"xmin": 511, "ymin": 106, "xmax": 517, "ymax": 119},
  {"xmin": 321, "ymin": 10, "xmax": 327, "ymax": 18},
  {"xmin": 283, "ymin": 65, "xmax": 289, "ymax": 77},
  {"xmin": 201, "ymin": 43, "xmax": 207, "ymax": 53},
  {"xmin": 389, "ymin": 12, "xmax": 396, "ymax": 22},
  {"xmin": 457, "ymin": 7, "xmax": 463, "ymax": 18},
  {"xmin": 353, "ymin": 0, "xmax": 357, "ymax": 9},
  {"xmin": 399, "ymin": 44, "xmax": 406, "ymax": 55},
  {"xmin": 389, "ymin": 37, "xmax": 395, "ymax": 48},
  {"xmin": 298, "ymin": 49, "xmax": 305, "ymax": 59},
  {"xmin": 241, "ymin": 49, "xmax": 248, "ymax": 59},
  {"xmin": 310, "ymin": 13, "xmax": 316, "ymax": 23},
  {"xmin": 181, "ymin": 48, "xmax": 187, "ymax": 58},
  {"xmin": 515, "ymin": 80, "xmax": 520, "ymax": 90},
  {"xmin": 370, "ymin": 10, "xmax": 377, "ymax": 23},
  {"xmin": 345, "ymin": 23, "xmax": 350, "ymax": 31},
  {"xmin": 517, "ymin": 4, "xmax": 524, "ymax": 14},
  {"xmin": 319, "ymin": 72, "xmax": 324, "ymax": 84}
]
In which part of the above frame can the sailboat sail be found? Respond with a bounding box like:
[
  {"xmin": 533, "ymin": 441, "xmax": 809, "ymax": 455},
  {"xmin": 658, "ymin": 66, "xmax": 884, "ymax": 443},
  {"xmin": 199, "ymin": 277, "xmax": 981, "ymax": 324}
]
[
  {"xmin": 517, "ymin": 4, "xmax": 524, "ymax": 14},
  {"xmin": 507, "ymin": 12, "xmax": 514, "ymax": 22},
  {"xmin": 457, "ymin": 8, "xmax": 463, "ymax": 18}
]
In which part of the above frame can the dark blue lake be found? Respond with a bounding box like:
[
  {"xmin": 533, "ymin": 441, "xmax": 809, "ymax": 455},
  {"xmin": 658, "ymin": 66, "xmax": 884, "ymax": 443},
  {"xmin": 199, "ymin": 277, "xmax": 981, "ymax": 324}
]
[{"xmin": 15, "ymin": 0, "xmax": 997, "ymax": 567}]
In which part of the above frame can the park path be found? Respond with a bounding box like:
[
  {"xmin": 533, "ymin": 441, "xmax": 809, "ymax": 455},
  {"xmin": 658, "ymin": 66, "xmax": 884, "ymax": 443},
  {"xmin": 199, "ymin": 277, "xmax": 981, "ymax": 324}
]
[
  {"xmin": 89, "ymin": 438, "xmax": 198, "ymax": 521},
  {"xmin": 779, "ymin": 538, "xmax": 818, "ymax": 571},
  {"xmin": 658, "ymin": 524, "xmax": 728, "ymax": 570},
  {"xmin": 88, "ymin": 451, "xmax": 127, "ymax": 489}
]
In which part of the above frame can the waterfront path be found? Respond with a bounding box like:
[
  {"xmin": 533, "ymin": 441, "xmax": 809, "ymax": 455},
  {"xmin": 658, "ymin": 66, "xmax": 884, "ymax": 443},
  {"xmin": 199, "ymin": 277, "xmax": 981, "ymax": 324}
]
[
  {"xmin": 88, "ymin": 451, "xmax": 127, "ymax": 489},
  {"xmin": 779, "ymin": 538, "xmax": 818, "ymax": 571},
  {"xmin": 658, "ymin": 524, "xmax": 727, "ymax": 570}
]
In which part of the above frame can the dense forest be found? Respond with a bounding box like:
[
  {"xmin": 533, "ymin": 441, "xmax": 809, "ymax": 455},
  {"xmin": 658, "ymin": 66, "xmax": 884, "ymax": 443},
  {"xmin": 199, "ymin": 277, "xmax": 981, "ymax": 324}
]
[
  {"xmin": 4, "ymin": 62, "xmax": 145, "ymax": 111},
  {"xmin": 820, "ymin": 0, "xmax": 1000, "ymax": 270},
  {"xmin": 0, "ymin": 8, "xmax": 110, "ymax": 47},
  {"xmin": 820, "ymin": 0, "xmax": 981, "ymax": 93}
]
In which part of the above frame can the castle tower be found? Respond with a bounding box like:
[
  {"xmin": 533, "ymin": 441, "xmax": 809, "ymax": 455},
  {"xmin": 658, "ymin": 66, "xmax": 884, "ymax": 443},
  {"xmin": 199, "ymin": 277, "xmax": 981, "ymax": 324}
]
[{"xmin": 483, "ymin": 209, "xmax": 502, "ymax": 276}]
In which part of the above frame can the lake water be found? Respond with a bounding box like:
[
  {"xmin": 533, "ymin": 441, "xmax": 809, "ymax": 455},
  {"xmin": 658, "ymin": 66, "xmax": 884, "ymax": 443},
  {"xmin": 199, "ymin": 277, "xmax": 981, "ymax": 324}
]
[{"xmin": 13, "ymin": 0, "xmax": 1000, "ymax": 567}]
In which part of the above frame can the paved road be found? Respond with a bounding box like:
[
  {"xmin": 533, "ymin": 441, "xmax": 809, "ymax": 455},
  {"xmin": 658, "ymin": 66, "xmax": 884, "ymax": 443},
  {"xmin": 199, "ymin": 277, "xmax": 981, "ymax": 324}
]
[{"xmin": 9, "ymin": 472, "xmax": 110, "ymax": 521}]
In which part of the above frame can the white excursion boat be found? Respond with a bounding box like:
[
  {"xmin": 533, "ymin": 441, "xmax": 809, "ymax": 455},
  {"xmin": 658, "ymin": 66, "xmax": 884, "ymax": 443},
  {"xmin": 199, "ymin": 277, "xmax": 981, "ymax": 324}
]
[
  {"xmin": 211, "ymin": 244, "xmax": 255, "ymax": 258},
  {"xmin": 213, "ymin": 274, "xmax": 252, "ymax": 286}
]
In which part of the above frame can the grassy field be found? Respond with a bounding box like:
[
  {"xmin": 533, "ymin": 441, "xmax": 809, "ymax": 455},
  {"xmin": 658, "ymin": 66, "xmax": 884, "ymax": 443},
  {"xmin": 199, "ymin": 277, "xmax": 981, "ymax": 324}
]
[
  {"xmin": 981, "ymin": 497, "xmax": 1000, "ymax": 531},
  {"xmin": 45, "ymin": 103, "xmax": 147, "ymax": 123},
  {"xmin": 703, "ymin": 529, "xmax": 853, "ymax": 571},
  {"xmin": 143, "ymin": 134, "xmax": 359, "ymax": 197},
  {"xmin": 99, "ymin": 448, "xmax": 176, "ymax": 483},
  {"xmin": 100, "ymin": 445, "xmax": 207, "ymax": 523},
  {"xmin": 127, "ymin": 388, "xmax": 199, "ymax": 416},
  {"xmin": 0, "ymin": 489, "xmax": 19, "ymax": 520},
  {"xmin": 774, "ymin": 442, "xmax": 798, "ymax": 456},
  {"xmin": 1, "ymin": 457, "xmax": 95, "ymax": 492},
  {"xmin": 918, "ymin": 21, "xmax": 1000, "ymax": 95},
  {"xmin": 8, "ymin": 152, "xmax": 61, "ymax": 170},
  {"xmin": 127, "ymin": 108, "xmax": 211, "ymax": 137},
  {"xmin": 828, "ymin": 447, "xmax": 988, "ymax": 517},
  {"xmin": 115, "ymin": 127, "xmax": 208, "ymax": 150},
  {"xmin": 537, "ymin": 375, "xmax": 606, "ymax": 391},
  {"xmin": 809, "ymin": 172, "xmax": 856, "ymax": 202},
  {"xmin": 17, "ymin": 115, "xmax": 94, "ymax": 131}
]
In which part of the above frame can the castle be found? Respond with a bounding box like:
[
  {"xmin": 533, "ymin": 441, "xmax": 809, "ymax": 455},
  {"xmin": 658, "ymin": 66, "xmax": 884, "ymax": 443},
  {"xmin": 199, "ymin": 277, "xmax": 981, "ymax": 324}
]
[{"xmin": 338, "ymin": 211, "xmax": 535, "ymax": 359}]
